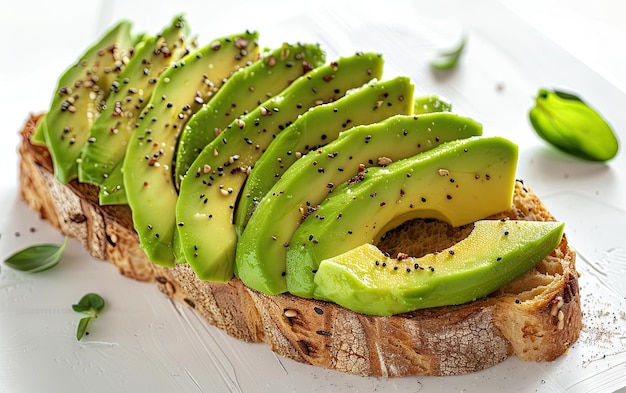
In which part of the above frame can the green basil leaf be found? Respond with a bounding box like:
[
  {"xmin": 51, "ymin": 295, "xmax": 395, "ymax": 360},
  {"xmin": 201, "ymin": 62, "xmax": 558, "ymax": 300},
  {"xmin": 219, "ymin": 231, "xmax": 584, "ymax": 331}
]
[
  {"xmin": 529, "ymin": 88, "xmax": 619, "ymax": 161},
  {"xmin": 431, "ymin": 35, "xmax": 466, "ymax": 70},
  {"xmin": 72, "ymin": 293, "xmax": 105, "ymax": 316},
  {"xmin": 3, "ymin": 237, "xmax": 69, "ymax": 272},
  {"xmin": 72, "ymin": 293, "xmax": 105, "ymax": 340},
  {"xmin": 76, "ymin": 317, "xmax": 92, "ymax": 341},
  {"xmin": 413, "ymin": 94, "xmax": 453, "ymax": 114}
]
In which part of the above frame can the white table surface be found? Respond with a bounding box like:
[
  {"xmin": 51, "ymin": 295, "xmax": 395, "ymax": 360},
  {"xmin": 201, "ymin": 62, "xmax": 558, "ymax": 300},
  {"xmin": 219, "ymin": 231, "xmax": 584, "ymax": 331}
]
[{"xmin": 1, "ymin": 1, "xmax": 625, "ymax": 392}]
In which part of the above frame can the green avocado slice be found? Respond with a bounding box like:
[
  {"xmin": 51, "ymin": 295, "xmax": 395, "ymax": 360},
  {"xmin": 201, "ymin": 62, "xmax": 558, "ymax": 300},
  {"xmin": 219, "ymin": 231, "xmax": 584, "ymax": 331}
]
[
  {"xmin": 286, "ymin": 136, "xmax": 518, "ymax": 298},
  {"xmin": 234, "ymin": 76, "xmax": 415, "ymax": 236},
  {"xmin": 78, "ymin": 15, "xmax": 193, "ymax": 204},
  {"xmin": 176, "ymin": 52, "xmax": 384, "ymax": 282},
  {"xmin": 174, "ymin": 42, "xmax": 326, "ymax": 189},
  {"xmin": 413, "ymin": 94, "xmax": 452, "ymax": 114},
  {"xmin": 236, "ymin": 113, "xmax": 483, "ymax": 296},
  {"xmin": 123, "ymin": 31, "xmax": 260, "ymax": 267},
  {"xmin": 313, "ymin": 220, "xmax": 564, "ymax": 316},
  {"xmin": 36, "ymin": 20, "xmax": 137, "ymax": 183}
]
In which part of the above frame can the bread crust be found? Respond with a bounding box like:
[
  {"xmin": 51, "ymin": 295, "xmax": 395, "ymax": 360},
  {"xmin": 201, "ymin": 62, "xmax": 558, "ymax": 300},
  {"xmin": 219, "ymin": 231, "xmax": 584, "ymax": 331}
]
[{"xmin": 17, "ymin": 114, "xmax": 582, "ymax": 376}]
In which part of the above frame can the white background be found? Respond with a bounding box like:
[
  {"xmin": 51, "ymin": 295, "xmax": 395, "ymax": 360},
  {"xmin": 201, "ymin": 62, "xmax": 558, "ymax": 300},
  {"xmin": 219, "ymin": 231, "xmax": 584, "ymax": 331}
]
[{"xmin": 1, "ymin": 1, "xmax": 625, "ymax": 392}]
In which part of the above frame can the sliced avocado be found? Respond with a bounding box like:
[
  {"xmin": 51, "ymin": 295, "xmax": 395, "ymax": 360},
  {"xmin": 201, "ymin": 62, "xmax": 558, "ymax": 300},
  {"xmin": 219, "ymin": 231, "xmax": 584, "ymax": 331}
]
[
  {"xmin": 413, "ymin": 94, "xmax": 452, "ymax": 114},
  {"xmin": 286, "ymin": 136, "xmax": 518, "ymax": 298},
  {"xmin": 174, "ymin": 42, "xmax": 326, "ymax": 188},
  {"xmin": 237, "ymin": 113, "xmax": 483, "ymax": 295},
  {"xmin": 313, "ymin": 220, "xmax": 565, "ymax": 316},
  {"xmin": 123, "ymin": 31, "xmax": 260, "ymax": 267},
  {"xmin": 78, "ymin": 15, "xmax": 193, "ymax": 205},
  {"xmin": 32, "ymin": 20, "xmax": 136, "ymax": 147},
  {"xmin": 36, "ymin": 20, "xmax": 137, "ymax": 183},
  {"xmin": 234, "ymin": 76, "xmax": 415, "ymax": 236},
  {"xmin": 176, "ymin": 52, "xmax": 384, "ymax": 282},
  {"xmin": 31, "ymin": 115, "xmax": 48, "ymax": 146},
  {"xmin": 96, "ymin": 162, "xmax": 127, "ymax": 205}
]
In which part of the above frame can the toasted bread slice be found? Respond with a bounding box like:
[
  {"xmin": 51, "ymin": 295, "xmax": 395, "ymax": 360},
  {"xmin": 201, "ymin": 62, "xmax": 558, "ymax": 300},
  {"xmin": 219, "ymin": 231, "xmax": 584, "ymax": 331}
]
[{"xmin": 18, "ymin": 113, "xmax": 581, "ymax": 377}]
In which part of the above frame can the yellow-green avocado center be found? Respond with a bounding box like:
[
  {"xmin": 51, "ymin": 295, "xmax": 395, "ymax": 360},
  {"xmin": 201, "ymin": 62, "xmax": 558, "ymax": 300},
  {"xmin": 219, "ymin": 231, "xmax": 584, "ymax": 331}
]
[
  {"xmin": 286, "ymin": 136, "xmax": 519, "ymax": 298},
  {"xmin": 313, "ymin": 219, "xmax": 565, "ymax": 316}
]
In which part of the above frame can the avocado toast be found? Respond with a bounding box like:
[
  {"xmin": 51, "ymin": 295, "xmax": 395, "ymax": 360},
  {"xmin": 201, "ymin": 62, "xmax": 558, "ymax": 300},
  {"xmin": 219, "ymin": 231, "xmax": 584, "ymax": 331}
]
[{"xmin": 15, "ymin": 15, "xmax": 581, "ymax": 377}]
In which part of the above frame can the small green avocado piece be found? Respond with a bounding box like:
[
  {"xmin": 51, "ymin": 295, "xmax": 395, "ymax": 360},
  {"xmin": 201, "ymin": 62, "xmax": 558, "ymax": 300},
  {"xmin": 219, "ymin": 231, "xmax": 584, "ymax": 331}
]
[
  {"xmin": 286, "ymin": 136, "xmax": 518, "ymax": 298},
  {"xmin": 313, "ymin": 220, "xmax": 565, "ymax": 316},
  {"xmin": 123, "ymin": 31, "xmax": 260, "ymax": 267},
  {"xmin": 236, "ymin": 113, "xmax": 483, "ymax": 296},
  {"xmin": 78, "ymin": 15, "xmax": 193, "ymax": 204},
  {"xmin": 35, "ymin": 20, "xmax": 137, "ymax": 183},
  {"xmin": 234, "ymin": 76, "xmax": 415, "ymax": 236},
  {"xmin": 413, "ymin": 94, "xmax": 452, "ymax": 114},
  {"xmin": 174, "ymin": 42, "xmax": 326, "ymax": 188},
  {"xmin": 176, "ymin": 52, "xmax": 384, "ymax": 282}
]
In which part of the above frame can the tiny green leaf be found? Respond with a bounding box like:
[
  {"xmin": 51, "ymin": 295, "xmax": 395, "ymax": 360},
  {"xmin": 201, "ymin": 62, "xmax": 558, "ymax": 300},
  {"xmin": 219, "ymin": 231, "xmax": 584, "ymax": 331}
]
[
  {"xmin": 72, "ymin": 293, "xmax": 105, "ymax": 315},
  {"xmin": 3, "ymin": 237, "xmax": 69, "ymax": 272},
  {"xmin": 76, "ymin": 317, "xmax": 91, "ymax": 341},
  {"xmin": 72, "ymin": 293, "xmax": 105, "ymax": 340},
  {"xmin": 431, "ymin": 35, "xmax": 467, "ymax": 70},
  {"xmin": 529, "ymin": 88, "xmax": 619, "ymax": 161},
  {"xmin": 413, "ymin": 94, "xmax": 453, "ymax": 114}
]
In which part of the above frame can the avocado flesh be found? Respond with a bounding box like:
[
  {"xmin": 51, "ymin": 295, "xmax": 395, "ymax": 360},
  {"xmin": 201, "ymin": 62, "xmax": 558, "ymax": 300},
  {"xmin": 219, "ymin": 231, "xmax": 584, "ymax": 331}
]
[
  {"xmin": 174, "ymin": 42, "xmax": 326, "ymax": 188},
  {"xmin": 36, "ymin": 20, "xmax": 136, "ymax": 183},
  {"xmin": 31, "ymin": 19, "xmax": 136, "ymax": 147},
  {"xmin": 234, "ymin": 76, "xmax": 415, "ymax": 236},
  {"xmin": 413, "ymin": 94, "xmax": 452, "ymax": 114},
  {"xmin": 96, "ymin": 162, "xmax": 127, "ymax": 205},
  {"xmin": 31, "ymin": 116, "xmax": 48, "ymax": 146},
  {"xmin": 237, "ymin": 113, "xmax": 483, "ymax": 295},
  {"xmin": 313, "ymin": 220, "xmax": 564, "ymax": 316},
  {"xmin": 77, "ymin": 15, "xmax": 192, "ymax": 204},
  {"xmin": 286, "ymin": 136, "xmax": 518, "ymax": 298},
  {"xmin": 176, "ymin": 52, "xmax": 384, "ymax": 282},
  {"xmin": 123, "ymin": 31, "xmax": 260, "ymax": 267}
]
